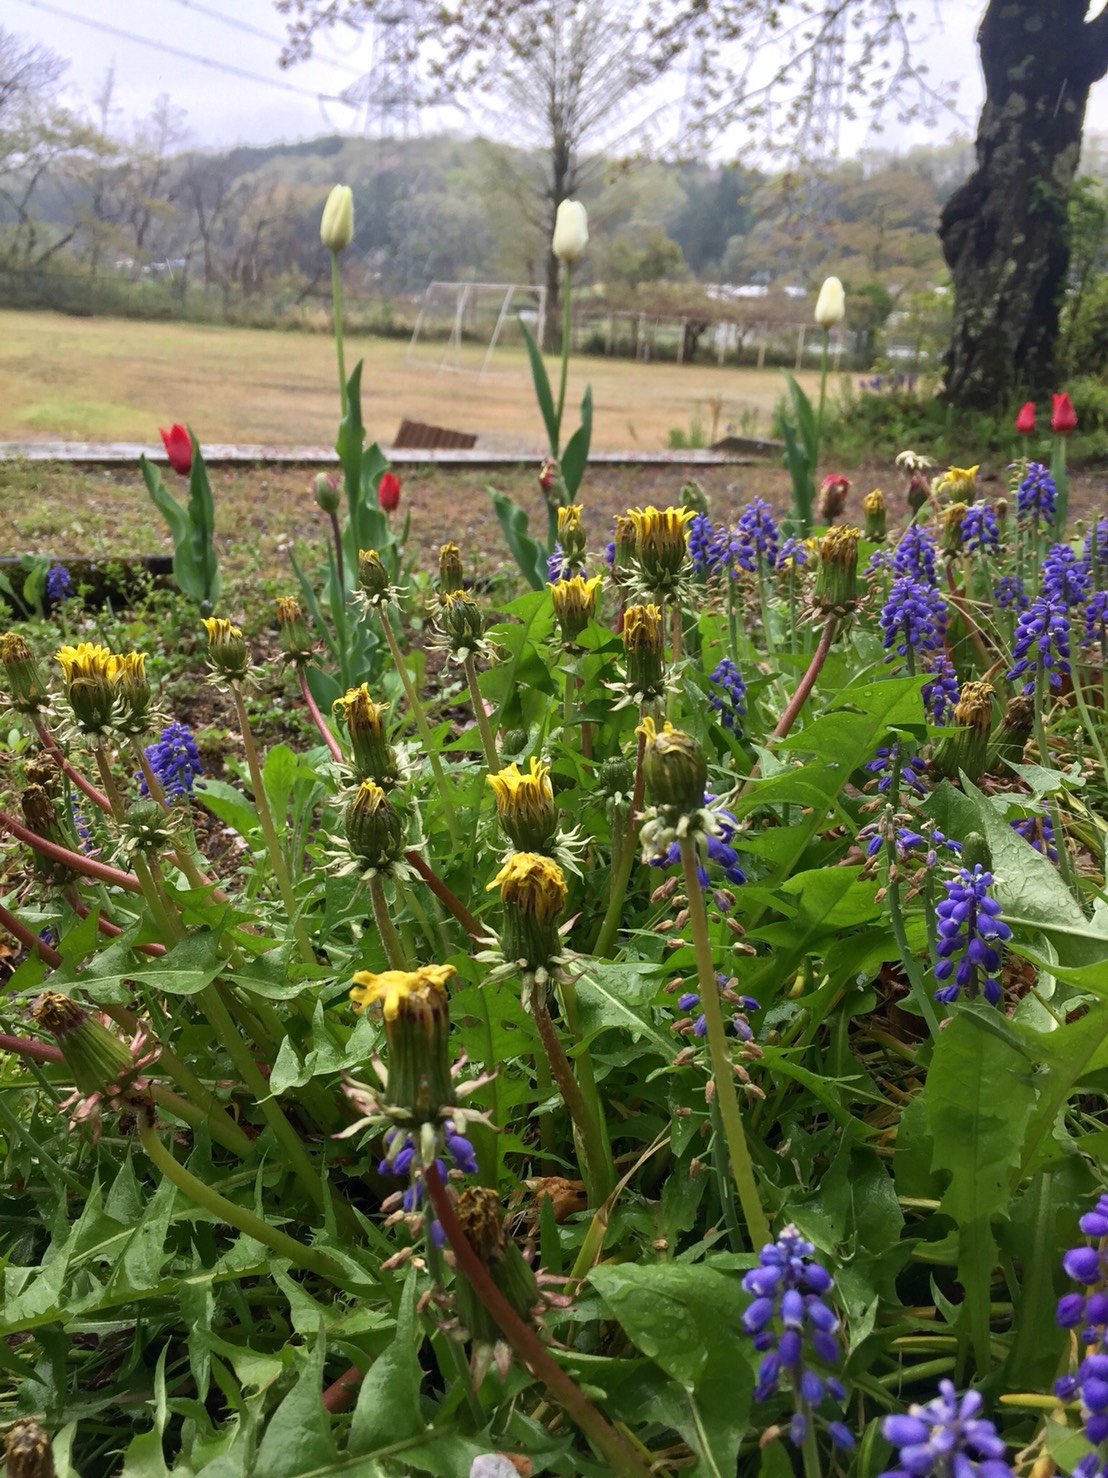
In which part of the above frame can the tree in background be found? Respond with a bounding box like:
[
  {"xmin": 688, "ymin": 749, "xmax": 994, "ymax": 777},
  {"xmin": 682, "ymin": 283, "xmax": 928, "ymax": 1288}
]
[{"xmin": 279, "ymin": 0, "xmax": 1108, "ymax": 408}]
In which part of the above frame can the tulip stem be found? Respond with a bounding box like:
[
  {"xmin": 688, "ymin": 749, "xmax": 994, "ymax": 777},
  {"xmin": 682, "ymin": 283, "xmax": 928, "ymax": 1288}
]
[
  {"xmin": 816, "ymin": 325, "xmax": 830, "ymax": 464},
  {"xmin": 554, "ymin": 260, "xmax": 573, "ymax": 452},
  {"xmin": 378, "ymin": 608, "xmax": 461, "ymax": 848},
  {"xmin": 330, "ymin": 251, "xmax": 348, "ymax": 418},
  {"xmin": 678, "ymin": 835, "xmax": 770, "ymax": 1250}
]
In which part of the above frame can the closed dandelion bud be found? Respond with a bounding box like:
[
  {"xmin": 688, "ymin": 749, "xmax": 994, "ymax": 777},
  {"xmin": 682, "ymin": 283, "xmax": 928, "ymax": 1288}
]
[
  {"xmin": 551, "ymin": 574, "xmax": 601, "ymax": 646},
  {"xmin": 556, "ymin": 503, "xmax": 587, "ymax": 565},
  {"xmin": 941, "ymin": 502, "xmax": 967, "ymax": 557},
  {"xmin": 628, "ymin": 505, "xmax": 693, "ymax": 590},
  {"xmin": 356, "ymin": 548, "xmax": 391, "ymax": 605},
  {"xmin": 21, "ymin": 784, "xmax": 75, "ymax": 885},
  {"xmin": 275, "ymin": 596, "xmax": 314, "ymax": 664},
  {"xmin": 313, "ymin": 472, "xmax": 341, "ymax": 514},
  {"xmin": 680, "ymin": 479, "xmax": 710, "ymax": 516},
  {"xmin": 3, "ymin": 1419, "xmax": 56, "ymax": 1478},
  {"xmin": 121, "ymin": 797, "xmax": 173, "ymax": 857},
  {"xmin": 862, "ymin": 488, "xmax": 886, "ymax": 540},
  {"xmin": 1, "ymin": 631, "xmax": 49, "ymax": 713},
  {"xmin": 813, "ymin": 526, "xmax": 861, "ymax": 614},
  {"xmin": 333, "ymin": 685, "xmax": 397, "ymax": 784},
  {"xmin": 345, "ymin": 780, "xmax": 405, "ymax": 868},
  {"xmin": 54, "ymin": 642, "xmax": 116, "ymax": 732},
  {"xmin": 110, "ymin": 651, "xmax": 151, "ymax": 734},
  {"xmin": 439, "ymin": 589, "xmax": 485, "ymax": 657},
  {"xmin": 31, "ymin": 992, "xmax": 133, "ymax": 1097},
  {"xmin": 500, "ymin": 727, "xmax": 530, "ymax": 757},
  {"xmin": 201, "ymin": 618, "xmax": 249, "ymax": 681},
  {"xmin": 455, "ymin": 1184, "xmax": 539, "ymax": 1326},
  {"xmin": 639, "ymin": 716, "xmax": 706, "ymax": 814},
  {"xmin": 962, "ymin": 830, "xmax": 992, "ymax": 873},
  {"xmin": 932, "ymin": 680, "xmax": 994, "ymax": 781},
  {"xmin": 349, "ymin": 964, "xmax": 456, "ymax": 1119},
  {"xmin": 612, "ymin": 514, "xmax": 637, "ymax": 582},
  {"xmin": 438, "ymin": 542, "xmax": 464, "ymax": 592},
  {"xmin": 622, "ymin": 602, "xmax": 666, "ymax": 701},
  {"xmin": 995, "ymin": 496, "xmax": 1008, "ymax": 523},
  {"xmin": 490, "ymin": 851, "xmax": 567, "ymax": 974},
  {"xmin": 488, "ymin": 758, "xmax": 559, "ymax": 852},
  {"xmin": 986, "ymin": 693, "xmax": 1034, "ymax": 772},
  {"xmin": 599, "ymin": 753, "xmax": 635, "ymax": 802}
]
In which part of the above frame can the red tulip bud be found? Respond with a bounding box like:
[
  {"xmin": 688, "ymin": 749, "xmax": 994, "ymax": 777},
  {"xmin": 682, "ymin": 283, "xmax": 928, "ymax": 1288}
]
[
  {"xmin": 818, "ymin": 473, "xmax": 850, "ymax": 521},
  {"xmin": 1051, "ymin": 392, "xmax": 1077, "ymax": 434},
  {"xmin": 1014, "ymin": 400, "xmax": 1036, "ymax": 435},
  {"xmin": 539, "ymin": 458, "xmax": 557, "ymax": 492},
  {"xmin": 159, "ymin": 424, "xmax": 192, "ymax": 476},
  {"xmin": 377, "ymin": 470, "xmax": 401, "ymax": 513}
]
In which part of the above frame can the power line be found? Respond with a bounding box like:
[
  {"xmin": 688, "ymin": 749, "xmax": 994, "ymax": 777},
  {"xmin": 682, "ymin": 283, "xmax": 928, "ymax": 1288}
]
[
  {"xmin": 9, "ymin": 0, "xmax": 354, "ymax": 104},
  {"xmin": 153, "ymin": 0, "xmax": 367, "ymax": 79}
]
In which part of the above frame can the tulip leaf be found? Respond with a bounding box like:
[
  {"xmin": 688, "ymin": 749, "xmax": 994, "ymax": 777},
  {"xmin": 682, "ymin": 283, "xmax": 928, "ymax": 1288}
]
[
  {"xmin": 184, "ymin": 433, "xmax": 221, "ymax": 614},
  {"xmin": 561, "ymin": 384, "xmax": 593, "ymax": 499},
  {"xmin": 489, "ymin": 488, "xmax": 549, "ymax": 590},
  {"xmin": 519, "ymin": 316, "xmax": 559, "ymax": 456}
]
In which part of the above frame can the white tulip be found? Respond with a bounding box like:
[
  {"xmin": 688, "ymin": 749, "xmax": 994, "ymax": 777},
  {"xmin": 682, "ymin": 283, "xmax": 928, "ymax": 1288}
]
[
  {"xmin": 320, "ymin": 184, "xmax": 354, "ymax": 253},
  {"xmin": 552, "ymin": 200, "xmax": 589, "ymax": 263},
  {"xmin": 814, "ymin": 276, "xmax": 845, "ymax": 328}
]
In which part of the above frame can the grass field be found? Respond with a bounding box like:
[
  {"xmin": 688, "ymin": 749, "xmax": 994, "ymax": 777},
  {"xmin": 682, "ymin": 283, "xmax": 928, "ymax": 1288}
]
[{"xmin": 0, "ymin": 309, "xmax": 827, "ymax": 451}]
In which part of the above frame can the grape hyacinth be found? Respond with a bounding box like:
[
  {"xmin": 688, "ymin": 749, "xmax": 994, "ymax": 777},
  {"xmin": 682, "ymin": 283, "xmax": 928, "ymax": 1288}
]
[
  {"xmin": 779, "ymin": 535, "xmax": 811, "ymax": 570},
  {"xmin": 1010, "ymin": 810, "xmax": 1058, "ymax": 862},
  {"xmin": 1007, "ymin": 596, "xmax": 1071, "ymax": 694},
  {"xmin": 1084, "ymin": 519, "xmax": 1108, "ymax": 585},
  {"xmin": 1055, "ymin": 1194, "xmax": 1108, "ymax": 1478},
  {"xmin": 921, "ymin": 653, "xmax": 961, "ymax": 726},
  {"xmin": 1015, "ymin": 461, "xmax": 1056, "ymax": 526},
  {"xmin": 687, "ymin": 513, "xmax": 718, "ymax": 577},
  {"xmin": 45, "ymin": 564, "xmax": 73, "ymax": 603},
  {"xmin": 933, "ymin": 864, "xmax": 1012, "ymax": 1006},
  {"xmin": 708, "ymin": 657, "xmax": 747, "ymax": 731},
  {"xmin": 734, "ymin": 498, "xmax": 780, "ymax": 573},
  {"xmin": 859, "ymin": 817, "xmax": 960, "ymax": 867},
  {"xmin": 960, "ymin": 502, "xmax": 1000, "ymax": 554},
  {"xmin": 546, "ymin": 543, "xmax": 570, "ymax": 583},
  {"xmin": 879, "ymin": 576, "xmax": 948, "ymax": 663},
  {"xmin": 674, "ymin": 972, "xmax": 759, "ymax": 1040},
  {"xmin": 742, "ymin": 1225, "xmax": 853, "ymax": 1452},
  {"xmin": 649, "ymin": 794, "xmax": 746, "ymax": 894},
  {"xmin": 864, "ymin": 743, "xmax": 929, "ymax": 797},
  {"xmin": 878, "ymin": 1380, "xmax": 1013, "ymax": 1478},
  {"xmin": 892, "ymin": 523, "xmax": 938, "ymax": 586},
  {"xmin": 993, "ymin": 574, "xmax": 1029, "ymax": 613},
  {"xmin": 138, "ymin": 722, "xmax": 203, "ymax": 799},
  {"xmin": 379, "ymin": 1120, "xmax": 479, "ymax": 1244},
  {"xmin": 1085, "ymin": 591, "xmax": 1108, "ymax": 648},
  {"xmin": 1041, "ymin": 542, "xmax": 1091, "ymax": 609}
]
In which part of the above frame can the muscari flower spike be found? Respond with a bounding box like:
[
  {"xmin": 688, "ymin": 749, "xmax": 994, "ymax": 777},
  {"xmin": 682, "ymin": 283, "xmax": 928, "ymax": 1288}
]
[
  {"xmin": 960, "ymin": 502, "xmax": 1000, "ymax": 553},
  {"xmin": 994, "ymin": 574, "xmax": 1029, "ymax": 613},
  {"xmin": 879, "ymin": 576, "xmax": 948, "ymax": 663},
  {"xmin": 892, "ymin": 524, "xmax": 938, "ymax": 586},
  {"xmin": 1011, "ymin": 809, "xmax": 1058, "ymax": 862},
  {"xmin": 1055, "ymin": 1191, "xmax": 1108, "ymax": 1478},
  {"xmin": 921, "ymin": 653, "xmax": 961, "ymax": 726},
  {"xmin": 1007, "ymin": 596, "xmax": 1071, "ymax": 694},
  {"xmin": 546, "ymin": 543, "xmax": 569, "ymax": 583},
  {"xmin": 1015, "ymin": 461, "xmax": 1056, "ymax": 527},
  {"xmin": 648, "ymin": 790, "xmax": 746, "ymax": 903},
  {"xmin": 708, "ymin": 657, "xmax": 747, "ymax": 731},
  {"xmin": 687, "ymin": 512, "xmax": 718, "ymax": 577},
  {"xmin": 933, "ymin": 864, "xmax": 1012, "ymax": 1006},
  {"xmin": 674, "ymin": 972, "xmax": 759, "ymax": 1040},
  {"xmin": 878, "ymin": 1379, "xmax": 1013, "ymax": 1478},
  {"xmin": 46, "ymin": 564, "xmax": 73, "ymax": 602},
  {"xmin": 743, "ymin": 1224, "xmax": 853, "ymax": 1453},
  {"xmin": 864, "ymin": 743, "xmax": 929, "ymax": 797},
  {"xmin": 1041, "ymin": 543, "xmax": 1091, "ymax": 610},
  {"xmin": 1085, "ymin": 591, "xmax": 1108, "ymax": 649},
  {"xmin": 735, "ymin": 498, "xmax": 780, "ymax": 573},
  {"xmin": 137, "ymin": 721, "xmax": 203, "ymax": 799},
  {"xmin": 1083, "ymin": 520, "xmax": 1108, "ymax": 586}
]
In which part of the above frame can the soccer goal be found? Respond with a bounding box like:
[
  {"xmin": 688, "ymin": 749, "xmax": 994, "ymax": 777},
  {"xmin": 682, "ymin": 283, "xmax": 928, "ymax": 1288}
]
[{"xmin": 406, "ymin": 281, "xmax": 547, "ymax": 377}]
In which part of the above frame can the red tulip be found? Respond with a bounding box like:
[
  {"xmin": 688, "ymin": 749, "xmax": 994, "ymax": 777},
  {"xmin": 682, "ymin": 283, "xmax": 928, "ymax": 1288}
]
[
  {"xmin": 377, "ymin": 470, "xmax": 401, "ymax": 512},
  {"xmin": 1051, "ymin": 392, "xmax": 1078, "ymax": 434},
  {"xmin": 539, "ymin": 457, "xmax": 557, "ymax": 492},
  {"xmin": 818, "ymin": 473, "xmax": 850, "ymax": 521},
  {"xmin": 159, "ymin": 424, "xmax": 192, "ymax": 476},
  {"xmin": 1014, "ymin": 401, "xmax": 1036, "ymax": 435}
]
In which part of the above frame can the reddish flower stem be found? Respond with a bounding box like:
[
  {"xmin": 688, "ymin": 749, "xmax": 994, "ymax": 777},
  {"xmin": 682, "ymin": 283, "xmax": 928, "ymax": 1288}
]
[
  {"xmin": 422, "ymin": 1163, "xmax": 654, "ymax": 1478},
  {"xmin": 298, "ymin": 669, "xmax": 343, "ymax": 762},
  {"xmin": 770, "ymin": 616, "xmax": 838, "ymax": 741},
  {"xmin": 68, "ymin": 897, "xmax": 166, "ymax": 957},
  {"xmin": 0, "ymin": 1032, "xmax": 62, "ymax": 1065},
  {"xmin": 0, "ymin": 809, "xmax": 142, "ymax": 893},
  {"xmin": 32, "ymin": 718, "xmax": 113, "ymax": 814},
  {"xmin": 404, "ymin": 850, "xmax": 482, "ymax": 941},
  {"xmin": 321, "ymin": 1363, "xmax": 363, "ymax": 1414},
  {"xmin": 0, "ymin": 901, "xmax": 62, "ymax": 968}
]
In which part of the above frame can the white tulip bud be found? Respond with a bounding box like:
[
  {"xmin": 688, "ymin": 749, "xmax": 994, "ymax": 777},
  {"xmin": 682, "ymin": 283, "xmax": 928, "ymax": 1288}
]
[
  {"xmin": 814, "ymin": 276, "xmax": 845, "ymax": 329},
  {"xmin": 321, "ymin": 184, "xmax": 354, "ymax": 253},
  {"xmin": 552, "ymin": 199, "xmax": 589, "ymax": 263}
]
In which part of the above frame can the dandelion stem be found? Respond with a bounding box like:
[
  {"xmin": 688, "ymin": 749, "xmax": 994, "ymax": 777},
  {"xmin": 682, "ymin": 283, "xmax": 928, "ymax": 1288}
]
[
  {"xmin": 771, "ymin": 616, "xmax": 837, "ymax": 742},
  {"xmin": 298, "ymin": 668, "xmax": 344, "ymax": 762},
  {"xmin": 531, "ymin": 990, "xmax": 612, "ymax": 1205},
  {"xmin": 592, "ymin": 728, "xmax": 646, "ymax": 957},
  {"xmin": 378, "ymin": 607, "xmax": 461, "ymax": 847},
  {"xmin": 94, "ymin": 738, "xmax": 126, "ymax": 822},
  {"xmin": 404, "ymin": 850, "xmax": 481, "ymax": 941},
  {"xmin": 422, "ymin": 1161, "xmax": 654, "ymax": 1478},
  {"xmin": 32, "ymin": 717, "xmax": 112, "ymax": 814},
  {"xmin": 0, "ymin": 808, "xmax": 142, "ymax": 892},
  {"xmin": 678, "ymin": 835, "xmax": 769, "ymax": 1249},
  {"xmin": 464, "ymin": 653, "xmax": 500, "ymax": 772},
  {"xmin": 369, "ymin": 875, "xmax": 408, "ymax": 970}
]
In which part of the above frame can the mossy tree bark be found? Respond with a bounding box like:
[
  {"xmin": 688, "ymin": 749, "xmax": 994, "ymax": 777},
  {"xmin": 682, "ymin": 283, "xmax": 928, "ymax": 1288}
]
[{"xmin": 940, "ymin": 0, "xmax": 1108, "ymax": 410}]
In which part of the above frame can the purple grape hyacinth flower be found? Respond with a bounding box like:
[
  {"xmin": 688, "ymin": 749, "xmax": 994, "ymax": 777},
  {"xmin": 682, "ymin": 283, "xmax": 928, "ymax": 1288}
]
[
  {"xmin": 1016, "ymin": 461, "xmax": 1056, "ymax": 527},
  {"xmin": 892, "ymin": 523, "xmax": 938, "ymax": 586},
  {"xmin": 879, "ymin": 576, "xmax": 948, "ymax": 662},
  {"xmin": 1007, "ymin": 596, "xmax": 1071, "ymax": 694},
  {"xmin": 1041, "ymin": 543, "xmax": 1090, "ymax": 609},
  {"xmin": 708, "ymin": 657, "xmax": 746, "ymax": 731},
  {"xmin": 864, "ymin": 743, "xmax": 928, "ymax": 797},
  {"xmin": 1085, "ymin": 591, "xmax": 1108, "ymax": 648},
  {"xmin": 933, "ymin": 865, "xmax": 1012, "ymax": 1006},
  {"xmin": 138, "ymin": 722, "xmax": 203, "ymax": 799},
  {"xmin": 743, "ymin": 1225, "xmax": 853, "ymax": 1451},
  {"xmin": 675, "ymin": 973, "xmax": 759, "ymax": 1040},
  {"xmin": 734, "ymin": 498, "xmax": 780, "ymax": 573},
  {"xmin": 921, "ymin": 653, "xmax": 960, "ymax": 726},
  {"xmin": 878, "ymin": 1380, "xmax": 1013, "ymax": 1478},
  {"xmin": 686, "ymin": 513, "xmax": 717, "ymax": 576},
  {"xmin": 45, "ymin": 564, "xmax": 73, "ymax": 603},
  {"xmin": 1054, "ymin": 1193, "xmax": 1108, "ymax": 1476},
  {"xmin": 546, "ymin": 543, "xmax": 570, "ymax": 583},
  {"xmin": 960, "ymin": 502, "xmax": 1000, "ymax": 554},
  {"xmin": 994, "ymin": 574, "xmax": 1029, "ymax": 613}
]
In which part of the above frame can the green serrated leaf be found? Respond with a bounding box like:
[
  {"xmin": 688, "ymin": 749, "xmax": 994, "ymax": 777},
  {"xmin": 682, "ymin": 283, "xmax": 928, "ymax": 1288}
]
[
  {"xmin": 254, "ymin": 1329, "xmax": 336, "ymax": 1478},
  {"xmin": 348, "ymin": 1273, "xmax": 424, "ymax": 1455}
]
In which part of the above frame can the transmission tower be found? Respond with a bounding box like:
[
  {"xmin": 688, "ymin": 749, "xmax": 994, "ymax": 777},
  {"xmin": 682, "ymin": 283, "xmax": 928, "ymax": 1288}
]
[
  {"xmin": 340, "ymin": 5, "xmax": 422, "ymax": 138},
  {"xmin": 806, "ymin": 8, "xmax": 847, "ymax": 170}
]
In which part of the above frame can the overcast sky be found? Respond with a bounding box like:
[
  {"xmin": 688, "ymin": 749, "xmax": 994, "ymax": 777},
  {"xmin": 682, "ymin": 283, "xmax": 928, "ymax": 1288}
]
[{"xmin": 8, "ymin": 0, "xmax": 1108, "ymax": 156}]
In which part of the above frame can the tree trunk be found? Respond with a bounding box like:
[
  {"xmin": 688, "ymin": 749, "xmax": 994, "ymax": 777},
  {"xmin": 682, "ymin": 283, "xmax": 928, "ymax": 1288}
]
[{"xmin": 940, "ymin": 0, "xmax": 1108, "ymax": 409}]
